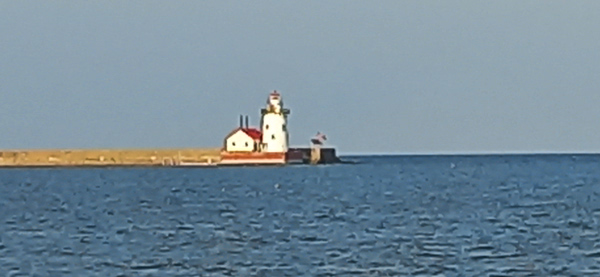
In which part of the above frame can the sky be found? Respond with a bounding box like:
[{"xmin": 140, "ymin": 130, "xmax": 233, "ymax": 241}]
[{"xmin": 1, "ymin": 1, "xmax": 599, "ymax": 154}]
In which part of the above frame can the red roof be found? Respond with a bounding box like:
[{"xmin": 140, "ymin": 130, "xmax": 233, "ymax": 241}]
[
  {"xmin": 224, "ymin": 127, "xmax": 262, "ymax": 141},
  {"xmin": 241, "ymin": 128, "xmax": 262, "ymax": 140}
]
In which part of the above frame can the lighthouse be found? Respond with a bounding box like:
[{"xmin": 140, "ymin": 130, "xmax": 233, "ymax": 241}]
[
  {"xmin": 260, "ymin": 90, "xmax": 290, "ymax": 153},
  {"xmin": 220, "ymin": 89, "xmax": 338, "ymax": 165}
]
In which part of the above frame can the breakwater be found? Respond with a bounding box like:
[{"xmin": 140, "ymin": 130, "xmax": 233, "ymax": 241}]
[
  {"xmin": 0, "ymin": 147, "xmax": 342, "ymax": 167},
  {"xmin": 0, "ymin": 148, "xmax": 221, "ymax": 167}
]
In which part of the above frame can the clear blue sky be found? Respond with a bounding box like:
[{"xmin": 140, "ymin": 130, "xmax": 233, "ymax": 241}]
[{"xmin": 1, "ymin": 1, "xmax": 599, "ymax": 154}]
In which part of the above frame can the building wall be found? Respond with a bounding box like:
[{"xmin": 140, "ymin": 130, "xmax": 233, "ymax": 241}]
[
  {"xmin": 261, "ymin": 113, "xmax": 287, "ymax": 153},
  {"xmin": 225, "ymin": 130, "xmax": 256, "ymax": 152},
  {"xmin": 288, "ymin": 147, "xmax": 341, "ymax": 164}
]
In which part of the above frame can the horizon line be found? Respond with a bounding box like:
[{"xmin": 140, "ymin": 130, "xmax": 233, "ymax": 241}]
[{"xmin": 339, "ymin": 151, "xmax": 600, "ymax": 156}]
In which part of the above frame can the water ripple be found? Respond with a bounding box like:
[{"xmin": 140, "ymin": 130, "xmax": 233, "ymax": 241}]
[{"xmin": 1, "ymin": 155, "xmax": 600, "ymax": 275}]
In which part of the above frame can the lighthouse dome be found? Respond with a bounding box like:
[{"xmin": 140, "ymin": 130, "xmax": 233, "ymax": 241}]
[{"xmin": 267, "ymin": 90, "xmax": 282, "ymax": 110}]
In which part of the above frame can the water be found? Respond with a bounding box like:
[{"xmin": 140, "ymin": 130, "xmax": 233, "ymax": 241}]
[{"xmin": 1, "ymin": 154, "xmax": 600, "ymax": 276}]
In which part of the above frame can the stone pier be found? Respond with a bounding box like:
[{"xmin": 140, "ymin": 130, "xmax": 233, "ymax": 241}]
[{"xmin": 0, "ymin": 148, "xmax": 221, "ymax": 167}]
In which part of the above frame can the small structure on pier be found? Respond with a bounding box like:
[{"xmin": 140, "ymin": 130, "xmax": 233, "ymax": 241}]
[
  {"xmin": 310, "ymin": 132, "xmax": 327, "ymax": 164},
  {"xmin": 224, "ymin": 116, "xmax": 262, "ymax": 153}
]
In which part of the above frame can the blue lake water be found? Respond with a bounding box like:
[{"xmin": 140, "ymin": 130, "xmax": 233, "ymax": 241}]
[{"xmin": 1, "ymin": 154, "xmax": 600, "ymax": 276}]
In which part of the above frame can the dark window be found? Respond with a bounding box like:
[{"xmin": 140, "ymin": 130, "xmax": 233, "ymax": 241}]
[
  {"xmin": 245, "ymin": 142, "xmax": 248, "ymax": 147},
  {"xmin": 232, "ymin": 142, "xmax": 236, "ymax": 146},
  {"xmin": 265, "ymin": 124, "xmax": 270, "ymax": 130},
  {"xmin": 271, "ymin": 134, "xmax": 275, "ymax": 140},
  {"xmin": 282, "ymin": 124, "xmax": 287, "ymax": 131}
]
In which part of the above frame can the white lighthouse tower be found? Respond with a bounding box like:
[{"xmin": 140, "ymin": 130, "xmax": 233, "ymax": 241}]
[{"xmin": 260, "ymin": 90, "xmax": 290, "ymax": 153}]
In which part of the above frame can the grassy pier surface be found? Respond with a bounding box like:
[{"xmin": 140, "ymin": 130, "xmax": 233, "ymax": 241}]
[{"xmin": 0, "ymin": 148, "xmax": 221, "ymax": 167}]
